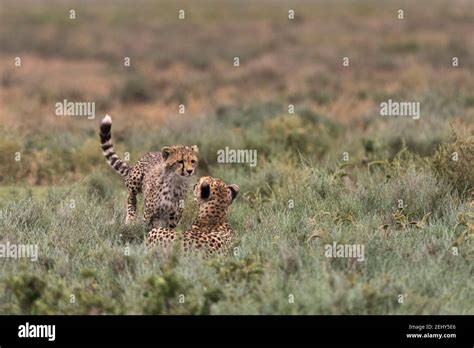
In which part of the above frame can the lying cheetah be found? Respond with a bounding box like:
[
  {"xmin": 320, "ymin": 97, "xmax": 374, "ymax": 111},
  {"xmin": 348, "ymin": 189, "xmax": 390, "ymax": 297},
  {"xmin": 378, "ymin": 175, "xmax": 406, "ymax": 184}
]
[
  {"xmin": 99, "ymin": 115, "xmax": 198, "ymax": 228},
  {"xmin": 147, "ymin": 176, "xmax": 239, "ymax": 255}
]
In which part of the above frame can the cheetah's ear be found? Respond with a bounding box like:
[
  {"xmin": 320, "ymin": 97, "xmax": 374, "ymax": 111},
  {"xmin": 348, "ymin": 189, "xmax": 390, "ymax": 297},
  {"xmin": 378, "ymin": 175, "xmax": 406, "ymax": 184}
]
[
  {"xmin": 161, "ymin": 147, "xmax": 173, "ymax": 160},
  {"xmin": 228, "ymin": 184, "xmax": 240, "ymax": 202},
  {"xmin": 200, "ymin": 181, "xmax": 211, "ymax": 200},
  {"xmin": 191, "ymin": 145, "xmax": 199, "ymax": 153}
]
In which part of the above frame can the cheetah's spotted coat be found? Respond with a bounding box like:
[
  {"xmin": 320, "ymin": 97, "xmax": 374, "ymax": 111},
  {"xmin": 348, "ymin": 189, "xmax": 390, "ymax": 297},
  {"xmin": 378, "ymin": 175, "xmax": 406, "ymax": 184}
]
[
  {"xmin": 147, "ymin": 176, "xmax": 239, "ymax": 255},
  {"xmin": 99, "ymin": 115, "xmax": 198, "ymax": 228}
]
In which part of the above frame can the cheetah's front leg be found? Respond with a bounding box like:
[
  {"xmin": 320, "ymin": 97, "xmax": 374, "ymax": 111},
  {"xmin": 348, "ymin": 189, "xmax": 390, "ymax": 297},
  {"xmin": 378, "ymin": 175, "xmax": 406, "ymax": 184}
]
[
  {"xmin": 167, "ymin": 211, "xmax": 178, "ymax": 229},
  {"xmin": 143, "ymin": 195, "xmax": 161, "ymax": 229},
  {"xmin": 168, "ymin": 202, "xmax": 185, "ymax": 228}
]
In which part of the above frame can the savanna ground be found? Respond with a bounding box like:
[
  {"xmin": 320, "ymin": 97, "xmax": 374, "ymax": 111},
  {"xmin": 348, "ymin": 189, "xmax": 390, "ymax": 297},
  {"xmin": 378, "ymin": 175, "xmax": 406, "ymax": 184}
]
[{"xmin": 0, "ymin": 0, "xmax": 473, "ymax": 314}]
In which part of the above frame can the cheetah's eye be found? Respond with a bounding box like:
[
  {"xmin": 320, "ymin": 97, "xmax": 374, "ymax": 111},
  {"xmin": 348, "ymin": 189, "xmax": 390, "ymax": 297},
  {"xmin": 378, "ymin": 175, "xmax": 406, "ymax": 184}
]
[
  {"xmin": 178, "ymin": 160, "xmax": 184, "ymax": 165},
  {"xmin": 191, "ymin": 160, "xmax": 196, "ymax": 164}
]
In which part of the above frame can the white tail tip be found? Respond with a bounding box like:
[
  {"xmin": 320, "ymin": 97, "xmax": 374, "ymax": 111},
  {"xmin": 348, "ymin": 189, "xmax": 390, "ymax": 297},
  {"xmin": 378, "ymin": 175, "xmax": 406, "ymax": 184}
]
[{"xmin": 102, "ymin": 114, "xmax": 112, "ymax": 124}]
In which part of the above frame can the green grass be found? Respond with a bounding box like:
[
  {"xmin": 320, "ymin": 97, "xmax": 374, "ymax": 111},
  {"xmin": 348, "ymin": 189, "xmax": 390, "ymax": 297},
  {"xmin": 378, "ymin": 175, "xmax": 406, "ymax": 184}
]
[{"xmin": 0, "ymin": 118, "xmax": 472, "ymax": 314}]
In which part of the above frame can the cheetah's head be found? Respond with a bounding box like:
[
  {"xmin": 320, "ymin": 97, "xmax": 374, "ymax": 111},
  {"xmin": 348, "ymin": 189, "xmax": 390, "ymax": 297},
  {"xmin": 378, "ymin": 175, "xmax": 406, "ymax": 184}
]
[
  {"xmin": 194, "ymin": 176, "xmax": 239, "ymax": 210},
  {"xmin": 161, "ymin": 145, "xmax": 199, "ymax": 178}
]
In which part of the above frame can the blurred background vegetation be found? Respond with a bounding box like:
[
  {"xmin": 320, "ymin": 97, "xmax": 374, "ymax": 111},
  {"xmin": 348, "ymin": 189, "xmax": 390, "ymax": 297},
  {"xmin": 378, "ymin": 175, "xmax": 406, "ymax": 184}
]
[{"xmin": 0, "ymin": 0, "xmax": 472, "ymax": 186}]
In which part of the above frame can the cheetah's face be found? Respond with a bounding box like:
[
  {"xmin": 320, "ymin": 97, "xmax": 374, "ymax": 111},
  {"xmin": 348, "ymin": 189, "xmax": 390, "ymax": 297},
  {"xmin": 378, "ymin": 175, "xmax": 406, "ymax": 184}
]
[
  {"xmin": 162, "ymin": 145, "xmax": 199, "ymax": 178},
  {"xmin": 193, "ymin": 176, "xmax": 239, "ymax": 208}
]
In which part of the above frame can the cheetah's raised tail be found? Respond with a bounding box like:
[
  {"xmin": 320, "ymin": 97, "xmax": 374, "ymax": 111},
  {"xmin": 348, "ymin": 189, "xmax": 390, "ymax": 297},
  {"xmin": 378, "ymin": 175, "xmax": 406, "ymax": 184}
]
[{"xmin": 99, "ymin": 114, "xmax": 130, "ymax": 177}]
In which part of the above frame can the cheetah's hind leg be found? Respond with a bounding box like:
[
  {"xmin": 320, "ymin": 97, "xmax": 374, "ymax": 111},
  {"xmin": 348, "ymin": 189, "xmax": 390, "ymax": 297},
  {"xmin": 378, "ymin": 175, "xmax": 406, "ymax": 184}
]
[{"xmin": 125, "ymin": 189, "xmax": 138, "ymax": 224}]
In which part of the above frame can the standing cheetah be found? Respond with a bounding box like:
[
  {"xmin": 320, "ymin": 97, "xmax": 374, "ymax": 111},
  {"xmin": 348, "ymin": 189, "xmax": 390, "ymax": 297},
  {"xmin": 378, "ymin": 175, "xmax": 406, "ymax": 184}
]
[
  {"xmin": 147, "ymin": 176, "xmax": 240, "ymax": 255},
  {"xmin": 99, "ymin": 115, "xmax": 198, "ymax": 228}
]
